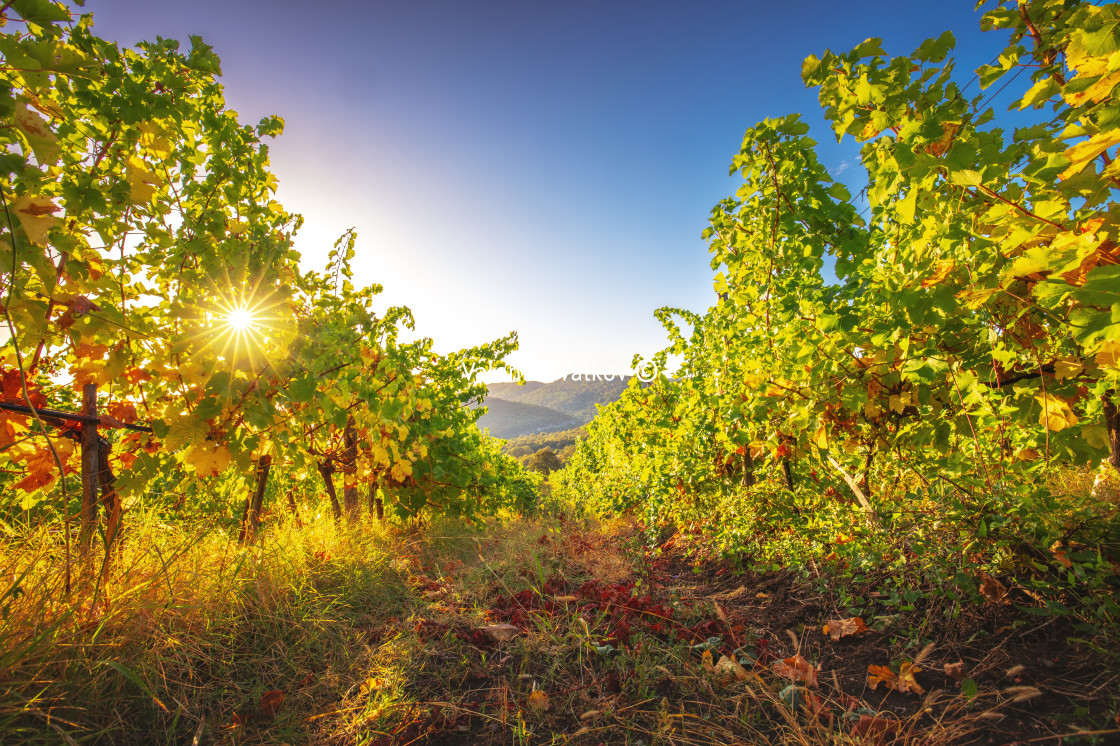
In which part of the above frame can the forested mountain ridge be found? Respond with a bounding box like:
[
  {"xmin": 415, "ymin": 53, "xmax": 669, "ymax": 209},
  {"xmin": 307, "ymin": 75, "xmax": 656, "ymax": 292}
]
[
  {"xmin": 483, "ymin": 376, "xmax": 631, "ymax": 423},
  {"xmin": 469, "ymin": 397, "xmax": 581, "ymax": 439}
]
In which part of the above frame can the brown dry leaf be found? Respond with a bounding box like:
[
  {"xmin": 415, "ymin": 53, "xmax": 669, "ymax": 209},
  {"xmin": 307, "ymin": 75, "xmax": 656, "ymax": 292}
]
[
  {"xmin": 755, "ymin": 592, "xmax": 770, "ymax": 600},
  {"xmin": 943, "ymin": 661, "xmax": 966, "ymax": 682},
  {"xmin": 1050, "ymin": 541, "xmax": 1073, "ymax": 570},
  {"xmin": 772, "ymin": 654, "xmax": 818, "ymax": 686},
  {"xmin": 527, "ymin": 690, "xmax": 550, "ymax": 711},
  {"xmin": 850, "ymin": 714, "xmax": 900, "ymax": 745},
  {"xmin": 714, "ymin": 655, "xmax": 749, "ymax": 682},
  {"xmin": 480, "ymin": 623, "xmax": 522, "ymax": 643},
  {"xmin": 867, "ymin": 663, "xmax": 924, "ymax": 695},
  {"xmin": 822, "ymin": 616, "xmax": 868, "ymax": 641},
  {"xmin": 259, "ymin": 690, "xmax": 285, "ymax": 718},
  {"xmin": 978, "ymin": 572, "xmax": 1008, "ymax": 604}
]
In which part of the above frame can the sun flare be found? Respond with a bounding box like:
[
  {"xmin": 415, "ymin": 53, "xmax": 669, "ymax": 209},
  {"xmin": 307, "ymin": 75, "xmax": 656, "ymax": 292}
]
[{"xmin": 225, "ymin": 306, "xmax": 257, "ymax": 332}]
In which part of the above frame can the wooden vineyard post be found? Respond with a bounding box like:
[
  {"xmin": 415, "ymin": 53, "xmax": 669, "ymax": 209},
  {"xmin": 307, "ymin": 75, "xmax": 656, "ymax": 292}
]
[
  {"xmin": 317, "ymin": 461, "xmax": 342, "ymax": 522},
  {"xmin": 368, "ymin": 480, "xmax": 384, "ymax": 522},
  {"xmin": 342, "ymin": 417, "xmax": 359, "ymax": 520},
  {"xmin": 1104, "ymin": 391, "xmax": 1120, "ymax": 476},
  {"xmin": 79, "ymin": 383, "xmax": 99, "ymax": 555},
  {"xmin": 239, "ymin": 454, "xmax": 273, "ymax": 544}
]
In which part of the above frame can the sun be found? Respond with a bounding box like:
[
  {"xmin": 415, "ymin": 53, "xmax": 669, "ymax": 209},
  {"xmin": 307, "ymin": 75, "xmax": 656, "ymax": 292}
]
[{"xmin": 225, "ymin": 306, "xmax": 257, "ymax": 332}]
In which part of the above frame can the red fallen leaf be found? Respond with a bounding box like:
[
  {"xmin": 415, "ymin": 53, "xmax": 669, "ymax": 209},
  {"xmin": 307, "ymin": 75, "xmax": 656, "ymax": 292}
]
[
  {"xmin": 259, "ymin": 689, "xmax": 285, "ymax": 718},
  {"xmin": 823, "ymin": 617, "xmax": 868, "ymax": 641},
  {"xmin": 851, "ymin": 714, "xmax": 900, "ymax": 745},
  {"xmin": 772, "ymin": 654, "xmax": 818, "ymax": 686}
]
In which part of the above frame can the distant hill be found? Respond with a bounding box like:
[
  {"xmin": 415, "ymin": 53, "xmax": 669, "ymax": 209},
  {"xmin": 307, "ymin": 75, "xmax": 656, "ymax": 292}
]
[
  {"xmin": 472, "ymin": 398, "xmax": 581, "ymax": 439},
  {"xmin": 474, "ymin": 376, "xmax": 631, "ymax": 439},
  {"xmin": 485, "ymin": 381, "xmax": 546, "ymax": 400},
  {"xmin": 487, "ymin": 376, "xmax": 631, "ymax": 422}
]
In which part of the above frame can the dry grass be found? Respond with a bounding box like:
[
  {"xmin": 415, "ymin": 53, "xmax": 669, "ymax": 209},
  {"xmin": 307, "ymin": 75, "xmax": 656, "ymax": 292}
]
[{"xmin": 1, "ymin": 508, "xmax": 1117, "ymax": 744}]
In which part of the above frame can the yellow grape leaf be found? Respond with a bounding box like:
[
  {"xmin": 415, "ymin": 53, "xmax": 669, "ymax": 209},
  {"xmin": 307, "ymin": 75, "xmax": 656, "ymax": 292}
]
[
  {"xmin": 921, "ymin": 260, "xmax": 955, "ymax": 288},
  {"xmin": 1096, "ymin": 338, "xmax": 1120, "ymax": 367},
  {"xmin": 14, "ymin": 101, "xmax": 59, "ymax": 166},
  {"xmin": 1035, "ymin": 394, "xmax": 1078, "ymax": 432},
  {"xmin": 814, "ymin": 424, "xmax": 828, "ymax": 448},
  {"xmin": 772, "ymin": 654, "xmax": 818, "ymax": 686},
  {"xmin": 1060, "ymin": 130, "xmax": 1120, "ymax": 181},
  {"xmin": 822, "ymin": 617, "xmax": 868, "ymax": 642},
  {"xmin": 867, "ymin": 663, "xmax": 924, "ymax": 694},
  {"xmin": 390, "ymin": 460, "xmax": 412, "ymax": 482},
  {"xmin": 127, "ymin": 156, "xmax": 162, "ymax": 203},
  {"xmin": 12, "ymin": 194, "xmax": 59, "ymax": 245},
  {"xmin": 1053, "ymin": 356, "xmax": 1084, "ymax": 381},
  {"xmin": 371, "ymin": 443, "xmax": 390, "ymax": 466},
  {"xmin": 527, "ymin": 690, "xmax": 550, "ymax": 711},
  {"xmin": 185, "ymin": 442, "xmax": 231, "ymax": 478},
  {"xmin": 137, "ymin": 122, "xmax": 172, "ymax": 158}
]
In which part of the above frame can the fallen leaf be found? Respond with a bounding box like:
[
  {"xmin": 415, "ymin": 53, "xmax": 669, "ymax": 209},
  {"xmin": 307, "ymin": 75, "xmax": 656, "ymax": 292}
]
[
  {"xmin": 259, "ymin": 690, "xmax": 285, "ymax": 718},
  {"xmin": 527, "ymin": 690, "xmax": 549, "ymax": 711},
  {"xmin": 978, "ymin": 572, "xmax": 1008, "ymax": 604},
  {"xmin": 943, "ymin": 661, "xmax": 966, "ymax": 681},
  {"xmin": 850, "ymin": 714, "xmax": 900, "ymax": 745},
  {"xmin": 822, "ymin": 617, "xmax": 868, "ymax": 641},
  {"xmin": 755, "ymin": 592, "xmax": 770, "ymax": 600},
  {"xmin": 715, "ymin": 654, "xmax": 749, "ymax": 682},
  {"xmin": 479, "ymin": 623, "xmax": 521, "ymax": 643},
  {"xmin": 867, "ymin": 662, "xmax": 924, "ymax": 695},
  {"xmin": 772, "ymin": 654, "xmax": 818, "ymax": 686}
]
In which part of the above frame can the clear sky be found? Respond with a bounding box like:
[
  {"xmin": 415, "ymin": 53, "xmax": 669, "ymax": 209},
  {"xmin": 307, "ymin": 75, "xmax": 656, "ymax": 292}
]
[{"xmin": 83, "ymin": 0, "xmax": 1008, "ymax": 383}]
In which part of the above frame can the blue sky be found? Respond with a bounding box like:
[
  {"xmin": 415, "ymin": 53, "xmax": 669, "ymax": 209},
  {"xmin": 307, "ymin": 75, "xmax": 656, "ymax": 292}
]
[{"xmin": 85, "ymin": 0, "xmax": 1008, "ymax": 382}]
